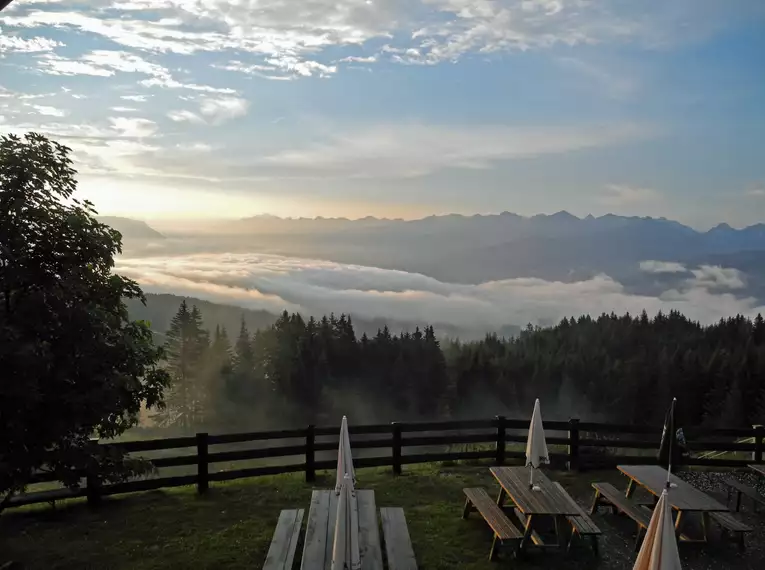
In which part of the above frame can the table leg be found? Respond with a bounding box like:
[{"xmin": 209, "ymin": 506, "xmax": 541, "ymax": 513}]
[
  {"xmin": 701, "ymin": 512, "xmax": 710, "ymax": 543},
  {"xmin": 496, "ymin": 487, "xmax": 506, "ymax": 507},
  {"xmin": 674, "ymin": 510, "xmax": 685, "ymax": 537},
  {"xmin": 520, "ymin": 514, "xmax": 535, "ymax": 552},
  {"xmin": 625, "ymin": 479, "xmax": 636, "ymax": 499},
  {"xmin": 555, "ymin": 515, "xmax": 565, "ymax": 549}
]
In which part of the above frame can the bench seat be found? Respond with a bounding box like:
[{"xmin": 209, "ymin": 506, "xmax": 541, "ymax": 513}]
[
  {"xmin": 380, "ymin": 507, "xmax": 417, "ymax": 570},
  {"xmin": 591, "ymin": 482, "xmax": 652, "ymax": 550},
  {"xmin": 462, "ymin": 487, "xmax": 523, "ymax": 560},
  {"xmin": 263, "ymin": 509, "xmax": 304, "ymax": 570}
]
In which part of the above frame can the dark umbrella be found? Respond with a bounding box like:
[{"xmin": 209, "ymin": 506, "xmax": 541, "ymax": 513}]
[
  {"xmin": 0, "ymin": 1, "xmax": 15, "ymax": 12},
  {"xmin": 658, "ymin": 398, "xmax": 684, "ymax": 473}
]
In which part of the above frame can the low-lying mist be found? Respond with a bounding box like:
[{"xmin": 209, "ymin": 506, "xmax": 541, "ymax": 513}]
[{"xmin": 116, "ymin": 251, "xmax": 765, "ymax": 333}]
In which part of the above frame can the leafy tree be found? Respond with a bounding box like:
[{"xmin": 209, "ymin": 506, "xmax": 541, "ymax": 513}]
[{"xmin": 0, "ymin": 133, "xmax": 169, "ymax": 511}]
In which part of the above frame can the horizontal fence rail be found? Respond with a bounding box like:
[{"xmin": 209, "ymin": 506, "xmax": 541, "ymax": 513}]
[{"xmin": 9, "ymin": 418, "xmax": 765, "ymax": 509}]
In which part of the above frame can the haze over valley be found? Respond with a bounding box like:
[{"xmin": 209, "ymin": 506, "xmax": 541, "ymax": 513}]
[{"xmin": 110, "ymin": 211, "xmax": 765, "ymax": 338}]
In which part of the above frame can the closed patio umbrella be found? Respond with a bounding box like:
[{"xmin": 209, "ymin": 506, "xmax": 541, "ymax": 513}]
[
  {"xmin": 634, "ymin": 397, "xmax": 682, "ymax": 570},
  {"xmin": 331, "ymin": 474, "xmax": 361, "ymax": 570},
  {"xmin": 525, "ymin": 398, "xmax": 550, "ymax": 489},
  {"xmin": 633, "ymin": 488, "xmax": 682, "ymax": 570},
  {"xmin": 335, "ymin": 415, "xmax": 356, "ymax": 494}
]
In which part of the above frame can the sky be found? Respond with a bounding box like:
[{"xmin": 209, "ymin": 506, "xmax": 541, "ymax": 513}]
[{"xmin": 1, "ymin": 0, "xmax": 765, "ymax": 228}]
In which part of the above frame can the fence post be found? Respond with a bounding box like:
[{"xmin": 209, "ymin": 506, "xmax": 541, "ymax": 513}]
[
  {"xmin": 86, "ymin": 437, "xmax": 101, "ymax": 507},
  {"xmin": 305, "ymin": 425, "xmax": 316, "ymax": 483},
  {"xmin": 392, "ymin": 422, "xmax": 402, "ymax": 475},
  {"xmin": 197, "ymin": 432, "xmax": 209, "ymax": 494},
  {"xmin": 568, "ymin": 418, "xmax": 580, "ymax": 472},
  {"xmin": 495, "ymin": 415, "xmax": 506, "ymax": 465},
  {"xmin": 754, "ymin": 425, "xmax": 763, "ymax": 464},
  {"xmin": 86, "ymin": 466, "xmax": 101, "ymax": 507}
]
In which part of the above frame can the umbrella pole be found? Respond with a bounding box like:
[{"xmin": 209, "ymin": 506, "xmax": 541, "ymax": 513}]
[{"xmin": 529, "ymin": 465, "xmax": 533, "ymax": 488}]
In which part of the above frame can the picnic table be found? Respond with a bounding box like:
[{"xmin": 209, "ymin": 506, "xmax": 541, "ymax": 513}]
[
  {"xmin": 749, "ymin": 464, "xmax": 765, "ymax": 478},
  {"xmin": 490, "ymin": 466, "xmax": 583, "ymax": 551},
  {"xmin": 618, "ymin": 465, "xmax": 729, "ymax": 542},
  {"xmin": 300, "ymin": 489, "xmax": 383, "ymax": 570}
]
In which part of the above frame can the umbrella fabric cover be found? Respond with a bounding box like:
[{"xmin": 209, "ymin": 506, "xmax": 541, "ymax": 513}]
[
  {"xmin": 526, "ymin": 399, "xmax": 550, "ymax": 469},
  {"xmin": 633, "ymin": 489, "xmax": 682, "ymax": 570},
  {"xmin": 658, "ymin": 400, "xmax": 684, "ymax": 470},
  {"xmin": 335, "ymin": 415, "xmax": 356, "ymax": 494},
  {"xmin": 331, "ymin": 474, "xmax": 361, "ymax": 570}
]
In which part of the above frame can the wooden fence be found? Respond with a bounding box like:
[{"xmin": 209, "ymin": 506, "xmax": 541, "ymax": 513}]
[{"xmin": 11, "ymin": 417, "xmax": 765, "ymax": 508}]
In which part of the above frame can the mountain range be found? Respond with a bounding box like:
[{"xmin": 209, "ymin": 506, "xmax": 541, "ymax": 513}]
[{"xmin": 114, "ymin": 211, "xmax": 765, "ymax": 304}]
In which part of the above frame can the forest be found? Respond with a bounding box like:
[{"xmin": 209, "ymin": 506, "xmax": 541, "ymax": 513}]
[{"xmin": 154, "ymin": 302, "xmax": 765, "ymax": 434}]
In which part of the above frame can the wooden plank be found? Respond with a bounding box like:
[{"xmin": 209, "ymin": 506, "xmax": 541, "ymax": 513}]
[
  {"xmin": 618, "ymin": 465, "xmax": 728, "ymax": 512},
  {"xmin": 590, "ymin": 483, "xmax": 652, "ymax": 529},
  {"xmin": 749, "ymin": 464, "xmax": 765, "ymax": 478},
  {"xmin": 551, "ymin": 482, "xmax": 601, "ymax": 536},
  {"xmin": 709, "ymin": 511, "xmax": 752, "ymax": 533},
  {"xmin": 490, "ymin": 467, "xmax": 581, "ymax": 516},
  {"xmin": 322, "ymin": 491, "xmax": 339, "ymax": 570},
  {"xmin": 301, "ymin": 490, "xmax": 331, "ymax": 570},
  {"xmin": 263, "ymin": 509, "xmax": 305, "ymax": 570},
  {"xmin": 357, "ymin": 490, "xmax": 384, "ymax": 570},
  {"xmin": 380, "ymin": 507, "xmax": 417, "ymax": 570},
  {"xmin": 463, "ymin": 488, "xmax": 523, "ymax": 540}
]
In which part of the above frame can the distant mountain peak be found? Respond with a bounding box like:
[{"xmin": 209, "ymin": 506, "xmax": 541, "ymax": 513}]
[
  {"xmin": 709, "ymin": 222, "xmax": 734, "ymax": 233},
  {"xmin": 97, "ymin": 216, "xmax": 164, "ymax": 239}
]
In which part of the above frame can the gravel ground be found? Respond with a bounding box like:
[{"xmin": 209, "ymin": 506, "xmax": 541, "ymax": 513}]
[{"xmin": 548, "ymin": 468, "xmax": 765, "ymax": 570}]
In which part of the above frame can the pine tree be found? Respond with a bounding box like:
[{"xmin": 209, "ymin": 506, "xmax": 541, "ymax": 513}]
[{"xmin": 158, "ymin": 300, "xmax": 208, "ymax": 432}]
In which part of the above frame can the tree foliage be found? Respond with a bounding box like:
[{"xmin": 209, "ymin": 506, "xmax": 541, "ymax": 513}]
[
  {"xmin": 0, "ymin": 133, "xmax": 169, "ymax": 510},
  {"xmin": 154, "ymin": 302, "xmax": 765, "ymax": 433}
]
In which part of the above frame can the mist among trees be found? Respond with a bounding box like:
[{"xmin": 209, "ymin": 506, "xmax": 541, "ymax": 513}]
[{"xmin": 154, "ymin": 301, "xmax": 765, "ymax": 434}]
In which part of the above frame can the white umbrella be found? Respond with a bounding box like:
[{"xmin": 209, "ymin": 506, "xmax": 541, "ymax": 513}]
[
  {"xmin": 525, "ymin": 398, "xmax": 550, "ymax": 489},
  {"xmin": 335, "ymin": 416, "xmax": 356, "ymax": 494},
  {"xmin": 633, "ymin": 488, "xmax": 682, "ymax": 570},
  {"xmin": 331, "ymin": 474, "xmax": 361, "ymax": 570}
]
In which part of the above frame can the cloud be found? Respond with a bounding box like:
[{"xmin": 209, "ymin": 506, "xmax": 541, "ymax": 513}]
[
  {"xmin": 167, "ymin": 96, "xmax": 249, "ymax": 126},
  {"xmin": 109, "ymin": 117, "xmax": 158, "ymax": 138},
  {"xmin": 556, "ymin": 56, "xmax": 637, "ymax": 99},
  {"xmin": 110, "ymin": 106, "xmax": 138, "ymax": 112},
  {"xmin": 199, "ymin": 96, "xmax": 249, "ymax": 124},
  {"xmin": 0, "ymin": 33, "xmax": 62, "ymax": 53},
  {"xmin": 640, "ymin": 260, "xmax": 687, "ymax": 274},
  {"xmin": 5, "ymin": 0, "xmax": 759, "ymax": 77},
  {"xmin": 689, "ymin": 265, "xmax": 745, "ymax": 290},
  {"xmin": 600, "ymin": 184, "xmax": 662, "ymax": 205},
  {"xmin": 115, "ymin": 252, "xmax": 765, "ymax": 331},
  {"xmin": 746, "ymin": 188, "xmax": 765, "ymax": 198},
  {"xmin": 167, "ymin": 109, "xmax": 205, "ymax": 124},
  {"xmin": 28, "ymin": 104, "xmax": 67, "ymax": 117},
  {"xmin": 337, "ymin": 55, "xmax": 377, "ymax": 64},
  {"xmin": 262, "ymin": 122, "xmax": 655, "ymax": 178},
  {"xmin": 121, "ymin": 95, "xmax": 148, "ymax": 102}
]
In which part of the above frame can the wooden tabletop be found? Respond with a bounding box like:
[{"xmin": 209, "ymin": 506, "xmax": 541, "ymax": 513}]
[
  {"xmin": 749, "ymin": 464, "xmax": 765, "ymax": 478},
  {"xmin": 490, "ymin": 466, "xmax": 582, "ymax": 516},
  {"xmin": 618, "ymin": 465, "xmax": 728, "ymax": 513},
  {"xmin": 301, "ymin": 489, "xmax": 383, "ymax": 570}
]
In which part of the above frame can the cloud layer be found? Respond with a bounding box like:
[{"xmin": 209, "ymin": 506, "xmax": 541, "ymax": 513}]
[{"xmin": 115, "ymin": 252, "xmax": 765, "ymax": 331}]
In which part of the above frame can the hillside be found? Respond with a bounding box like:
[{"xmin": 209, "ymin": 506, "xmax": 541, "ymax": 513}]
[{"xmin": 98, "ymin": 216, "xmax": 165, "ymax": 240}]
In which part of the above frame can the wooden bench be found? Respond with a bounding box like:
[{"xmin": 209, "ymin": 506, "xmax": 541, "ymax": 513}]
[
  {"xmin": 8, "ymin": 487, "xmax": 81, "ymax": 509},
  {"xmin": 725, "ymin": 478, "xmax": 765, "ymax": 513},
  {"xmin": 462, "ymin": 487, "xmax": 523, "ymax": 560},
  {"xmin": 590, "ymin": 482, "xmax": 652, "ymax": 551},
  {"xmin": 551, "ymin": 482, "xmax": 601, "ymax": 554},
  {"xmin": 709, "ymin": 511, "xmax": 752, "ymax": 550},
  {"xmin": 263, "ymin": 509, "xmax": 304, "ymax": 570},
  {"xmin": 380, "ymin": 507, "xmax": 417, "ymax": 570}
]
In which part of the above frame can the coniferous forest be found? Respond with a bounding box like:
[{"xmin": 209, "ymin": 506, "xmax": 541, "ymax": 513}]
[{"xmin": 153, "ymin": 301, "xmax": 765, "ymax": 434}]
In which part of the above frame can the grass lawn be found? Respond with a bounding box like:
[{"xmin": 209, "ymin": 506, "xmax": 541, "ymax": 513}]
[{"xmin": 1, "ymin": 462, "xmax": 762, "ymax": 569}]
